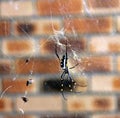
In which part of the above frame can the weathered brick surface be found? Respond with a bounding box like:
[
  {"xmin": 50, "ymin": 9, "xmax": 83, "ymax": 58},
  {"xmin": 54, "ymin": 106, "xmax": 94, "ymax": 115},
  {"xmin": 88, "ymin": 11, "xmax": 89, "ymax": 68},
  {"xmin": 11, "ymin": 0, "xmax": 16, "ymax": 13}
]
[
  {"xmin": 117, "ymin": 17, "xmax": 120, "ymax": 32},
  {"xmin": 67, "ymin": 95, "xmax": 115, "ymax": 112},
  {"xmin": 4, "ymin": 116, "xmax": 36, "ymax": 118},
  {"xmin": 2, "ymin": 39, "xmax": 35, "ymax": 56},
  {"xmin": 15, "ymin": 58, "xmax": 60, "ymax": 74},
  {"xmin": 71, "ymin": 56, "xmax": 112, "ymax": 72},
  {"xmin": 92, "ymin": 76, "xmax": 120, "ymax": 91},
  {"xmin": 2, "ymin": 78, "xmax": 36, "ymax": 93},
  {"xmin": 88, "ymin": 0, "xmax": 119, "ymax": 8},
  {"xmin": 16, "ymin": 96, "xmax": 62, "ymax": 112},
  {"xmin": 0, "ymin": 98, "xmax": 12, "ymax": 112},
  {"xmin": 92, "ymin": 97, "xmax": 114, "ymax": 111},
  {"xmin": 112, "ymin": 77, "xmax": 120, "ymax": 91},
  {"xmin": 1, "ymin": 1, "xmax": 34, "ymax": 17},
  {"xmin": 0, "ymin": 21, "xmax": 10, "ymax": 36},
  {"xmin": 40, "ymin": 38, "xmax": 86, "ymax": 55},
  {"xmin": 0, "ymin": 80, "xmax": 2, "ymax": 93},
  {"xmin": 15, "ymin": 23, "xmax": 36, "ymax": 35},
  {"xmin": 64, "ymin": 17, "xmax": 112, "ymax": 33},
  {"xmin": 0, "ymin": 60, "xmax": 11, "ymax": 74},
  {"xmin": 92, "ymin": 114, "xmax": 120, "ymax": 118},
  {"xmin": 90, "ymin": 36, "xmax": 120, "ymax": 53},
  {"xmin": 37, "ymin": 0, "xmax": 83, "ymax": 15},
  {"xmin": 117, "ymin": 56, "xmax": 120, "ymax": 71},
  {"xmin": 14, "ymin": 19, "xmax": 61, "ymax": 35},
  {"xmin": 88, "ymin": 0, "xmax": 120, "ymax": 14},
  {"xmin": 0, "ymin": 0, "xmax": 119, "ymax": 117},
  {"xmin": 117, "ymin": 97, "xmax": 120, "ymax": 111},
  {"xmin": 38, "ymin": 114, "xmax": 87, "ymax": 118}
]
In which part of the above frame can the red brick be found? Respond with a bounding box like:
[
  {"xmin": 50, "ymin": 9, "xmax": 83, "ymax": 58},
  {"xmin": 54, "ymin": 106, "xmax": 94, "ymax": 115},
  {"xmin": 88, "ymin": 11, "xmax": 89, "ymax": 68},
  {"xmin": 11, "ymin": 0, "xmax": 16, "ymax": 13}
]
[
  {"xmin": 0, "ymin": 80, "xmax": 2, "ymax": 92},
  {"xmin": 109, "ymin": 43, "xmax": 120, "ymax": 52},
  {"xmin": 64, "ymin": 17, "xmax": 112, "ymax": 33},
  {"xmin": 0, "ymin": 98, "xmax": 12, "ymax": 112},
  {"xmin": 67, "ymin": 97, "xmax": 86, "ymax": 111},
  {"xmin": 40, "ymin": 38, "xmax": 86, "ymax": 55},
  {"xmin": 117, "ymin": 17, "xmax": 120, "ymax": 32},
  {"xmin": 88, "ymin": 0, "xmax": 119, "ymax": 8},
  {"xmin": 0, "ymin": 21, "xmax": 10, "ymax": 36},
  {"xmin": 14, "ymin": 19, "xmax": 61, "ymax": 35},
  {"xmin": 67, "ymin": 95, "xmax": 115, "ymax": 112},
  {"xmin": 15, "ymin": 58, "xmax": 60, "ymax": 74},
  {"xmin": 1, "ymin": 1, "xmax": 34, "ymax": 17},
  {"xmin": 90, "ymin": 36, "xmax": 120, "ymax": 53},
  {"xmin": 4, "ymin": 116, "xmax": 36, "ymax": 118},
  {"xmin": 92, "ymin": 76, "xmax": 120, "ymax": 92},
  {"xmin": 71, "ymin": 56, "xmax": 112, "ymax": 72},
  {"xmin": 37, "ymin": 114, "xmax": 87, "ymax": 118},
  {"xmin": 2, "ymin": 78, "xmax": 36, "ymax": 93},
  {"xmin": 92, "ymin": 114, "xmax": 120, "ymax": 118},
  {"xmin": 16, "ymin": 96, "xmax": 62, "ymax": 112},
  {"xmin": 92, "ymin": 75, "xmax": 113, "ymax": 91},
  {"xmin": 112, "ymin": 77, "xmax": 120, "ymax": 90},
  {"xmin": 117, "ymin": 97, "xmax": 120, "ymax": 111},
  {"xmin": 92, "ymin": 97, "xmax": 112, "ymax": 110},
  {"xmin": 37, "ymin": 0, "xmax": 83, "ymax": 15},
  {"xmin": 0, "ymin": 60, "xmax": 11, "ymax": 74},
  {"xmin": 117, "ymin": 56, "xmax": 120, "ymax": 71},
  {"xmin": 42, "ymin": 20, "xmax": 60, "ymax": 34},
  {"xmin": 2, "ymin": 40, "xmax": 35, "ymax": 56},
  {"xmin": 15, "ymin": 23, "xmax": 36, "ymax": 35},
  {"xmin": 88, "ymin": 0, "xmax": 120, "ymax": 14}
]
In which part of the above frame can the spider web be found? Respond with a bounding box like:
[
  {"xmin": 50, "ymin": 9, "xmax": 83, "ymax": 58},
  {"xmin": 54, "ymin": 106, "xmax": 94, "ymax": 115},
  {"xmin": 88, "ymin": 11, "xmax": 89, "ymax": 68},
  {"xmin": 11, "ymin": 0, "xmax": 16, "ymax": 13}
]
[{"xmin": 0, "ymin": 0, "xmax": 91, "ymax": 117}]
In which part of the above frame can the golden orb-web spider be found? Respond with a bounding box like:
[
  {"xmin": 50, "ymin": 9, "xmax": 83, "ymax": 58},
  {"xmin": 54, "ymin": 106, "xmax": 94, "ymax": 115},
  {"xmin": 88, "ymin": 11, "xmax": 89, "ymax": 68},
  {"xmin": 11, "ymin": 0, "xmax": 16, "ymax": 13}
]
[{"xmin": 55, "ymin": 40, "xmax": 79, "ymax": 100}]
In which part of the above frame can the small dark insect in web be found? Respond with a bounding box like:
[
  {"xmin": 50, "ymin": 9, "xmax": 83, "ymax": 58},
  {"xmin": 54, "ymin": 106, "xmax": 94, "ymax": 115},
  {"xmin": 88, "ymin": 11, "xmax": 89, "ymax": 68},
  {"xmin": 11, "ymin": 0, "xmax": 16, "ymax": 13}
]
[
  {"xmin": 21, "ymin": 96, "xmax": 28, "ymax": 103},
  {"xmin": 55, "ymin": 40, "xmax": 79, "ymax": 100},
  {"xmin": 26, "ymin": 79, "xmax": 33, "ymax": 86},
  {"xmin": 25, "ymin": 59, "xmax": 29, "ymax": 63}
]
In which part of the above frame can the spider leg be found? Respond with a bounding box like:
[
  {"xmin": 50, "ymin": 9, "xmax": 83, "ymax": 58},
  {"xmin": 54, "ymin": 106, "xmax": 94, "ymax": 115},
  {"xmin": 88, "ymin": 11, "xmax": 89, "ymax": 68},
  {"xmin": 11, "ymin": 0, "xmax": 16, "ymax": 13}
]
[
  {"xmin": 67, "ymin": 71, "xmax": 72, "ymax": 82},
  {"xmin": 69, "ymin": 63, "xmax": 79, "ymax": 69},
  {"xmin": 61, "ymin": 71, "xmax": 65, "ymax": 79},
  {"xmin": 55, "ymin": 44, "xmax": 60, "ymax": 61},
  {"xmin": 60, "ymin": 71, "xmax": 67, "ymax": 100},
  {"xmin": 61, "ymin": 91, "xmax": 67, "ymax": 100}
]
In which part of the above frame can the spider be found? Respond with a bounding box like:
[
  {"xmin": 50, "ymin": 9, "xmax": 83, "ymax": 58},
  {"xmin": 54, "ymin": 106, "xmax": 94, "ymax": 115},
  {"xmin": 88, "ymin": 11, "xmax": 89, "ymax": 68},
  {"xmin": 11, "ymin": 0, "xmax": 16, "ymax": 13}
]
[
  {"xmin": 26, "ymin": 79, "xmax": 34, "ymax": 86},
  {"xmin": 55, "ymin": 40, "xmax": 79, "ymax": 100},
  {"xmin": 21, "ymin": 96, "xmax": 28, "ymax": 103}
]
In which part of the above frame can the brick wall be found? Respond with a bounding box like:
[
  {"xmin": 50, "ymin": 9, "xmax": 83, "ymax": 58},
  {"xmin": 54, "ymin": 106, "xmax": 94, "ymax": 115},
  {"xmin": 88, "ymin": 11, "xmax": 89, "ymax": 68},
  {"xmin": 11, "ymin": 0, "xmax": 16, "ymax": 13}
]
[{"xmin": 0, "ymin": 0, "xmax": 120, "ymax": 118}]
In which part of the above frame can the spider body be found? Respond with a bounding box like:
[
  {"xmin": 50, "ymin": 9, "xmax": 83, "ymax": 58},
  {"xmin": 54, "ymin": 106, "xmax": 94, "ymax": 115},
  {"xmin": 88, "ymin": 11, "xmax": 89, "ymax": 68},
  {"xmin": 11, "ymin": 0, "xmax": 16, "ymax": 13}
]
[
  {"xmin": 55, "ymin": 40, "xmax": 79, "ymax": 100},
  {"xmin": 61, "ymin": 54, "xmax": 68, "ymax": 70}
]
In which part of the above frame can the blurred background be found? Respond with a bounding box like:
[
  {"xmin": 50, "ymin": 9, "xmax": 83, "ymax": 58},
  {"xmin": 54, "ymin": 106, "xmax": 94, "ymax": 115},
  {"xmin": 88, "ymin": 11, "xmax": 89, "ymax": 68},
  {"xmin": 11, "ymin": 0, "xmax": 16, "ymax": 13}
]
[{"xmin": 0, "ymin": 0, "xmax": 120, "ymax": 118}]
